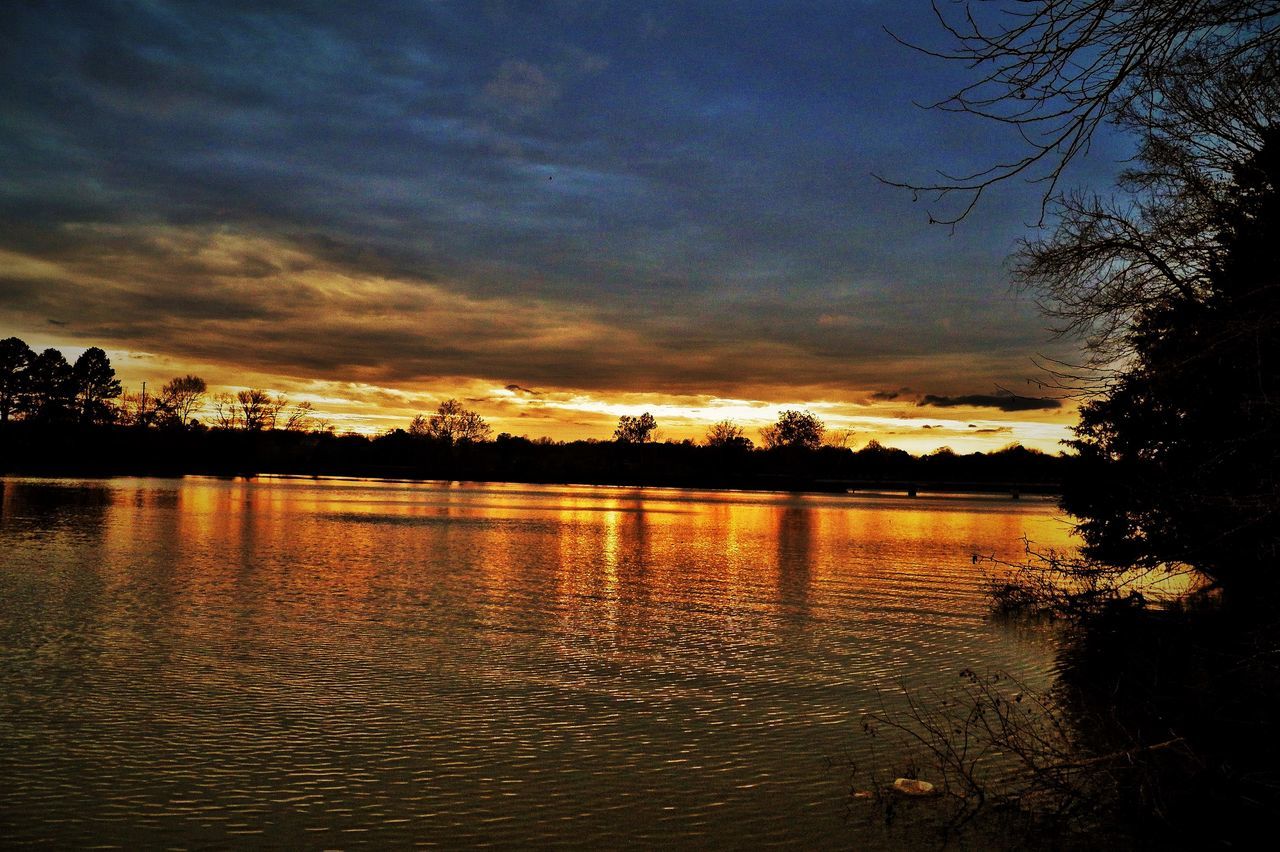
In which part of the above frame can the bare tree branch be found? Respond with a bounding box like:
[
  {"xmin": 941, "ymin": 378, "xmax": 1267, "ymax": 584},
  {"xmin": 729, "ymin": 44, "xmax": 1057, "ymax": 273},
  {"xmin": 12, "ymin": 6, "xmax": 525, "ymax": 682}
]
[{"xmin": 888, "ymin": 0, "xmax": 1280, "ymax": 223}]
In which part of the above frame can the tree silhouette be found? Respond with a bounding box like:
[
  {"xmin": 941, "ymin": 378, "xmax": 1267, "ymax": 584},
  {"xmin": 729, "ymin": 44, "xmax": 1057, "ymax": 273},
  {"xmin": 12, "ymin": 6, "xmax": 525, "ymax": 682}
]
[
  {"xmin": 705, "ymin": 419, "xmax": 752, "ymax": 449},
  {"xmin": 892, "ymin": 0, "xmax": 1280, "ymax": 222},
  {"xmin": 159, "ymin": 375, "xmax": 207, "ymax": 426},
  {"xmin": 824, "ymin": 429, "xmax": 855, "ymax": 450},
  {"xmin": 23, "ymin": 348, "xmax": 74, "ymax": 422},
  {"xmin": 236, "ymin": 389, "xmax": 272, "ymax": 431},
  {"xmin": 1063, "ymin": 130, "xmax": 1280, "ymax": 590},
  {"xmin": 760, "ymin": 409, "xmax": 825, "ymax": 450},
  {"xmin": 0, "ymin": 337, "xmax": 33, "ymax": 423},
  {"xmin": 265, "ymin": 394, "xmax": 288, "ymax": 431},
  {"xmin": 117, "ymin": 387, "xmax": 160, "ymax": 427},
  {"xmin": 412, "ymin": 399, "xmax": 492, "ymax": 442},
  {"xmin": 1016, "ymin": 58, "xmax": 1279, "ymax": 369},
  {"xmin": 283, "ymin": 400, "xmax": 317, "ymax": 432},
  {"xmin": 895, "ymin": 2, "xmax": 1280, "ymax": 594},
  {"xmin": 614, "ymin": 412, "xmax": 656, "ymax": 443},
  {"xmin": 71, "ymin": 347, "xmax": 121, "ymax": 425}
]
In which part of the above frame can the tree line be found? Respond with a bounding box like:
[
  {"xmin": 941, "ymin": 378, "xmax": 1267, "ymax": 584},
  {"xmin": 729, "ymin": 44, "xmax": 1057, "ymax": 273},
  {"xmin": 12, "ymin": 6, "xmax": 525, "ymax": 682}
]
[
  {"xmin": 1, "ymin": 339, "xmax": 123, "ymax": 426},
  {"xmin": 0, "ymin": 337, "xmax": 1062, "ymax": 488},
  {"xmin": 0, "ymin": 337, "xmax": 330, "ymax": 432}
]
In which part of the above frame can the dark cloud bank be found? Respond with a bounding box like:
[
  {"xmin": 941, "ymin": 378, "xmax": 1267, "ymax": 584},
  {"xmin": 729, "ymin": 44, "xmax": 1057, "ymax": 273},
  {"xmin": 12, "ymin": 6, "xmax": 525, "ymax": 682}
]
[{"xmin": 919, "ymin": 392, "xmax": 1062, "ymax": 412}]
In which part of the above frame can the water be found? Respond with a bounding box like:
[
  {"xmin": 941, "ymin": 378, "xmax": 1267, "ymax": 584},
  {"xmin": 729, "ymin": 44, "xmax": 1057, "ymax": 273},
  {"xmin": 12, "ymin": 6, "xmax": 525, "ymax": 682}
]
[{"xmin": 0, "ymin": 476, "xmax": 1076, "ymax": 848}]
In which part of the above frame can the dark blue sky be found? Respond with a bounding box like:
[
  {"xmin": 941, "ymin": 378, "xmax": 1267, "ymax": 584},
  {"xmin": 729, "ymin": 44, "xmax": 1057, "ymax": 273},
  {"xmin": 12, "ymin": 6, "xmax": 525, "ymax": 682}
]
[{"xmin": 0, "ymin": 1, "xmax": 1126, "ymax": 442}]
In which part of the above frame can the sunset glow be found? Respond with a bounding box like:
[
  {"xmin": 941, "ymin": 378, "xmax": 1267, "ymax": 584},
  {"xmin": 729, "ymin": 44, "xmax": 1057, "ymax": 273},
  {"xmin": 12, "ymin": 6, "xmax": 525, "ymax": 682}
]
[{"xmin": 0, "ymin": 3, "xmax": 1098, "ymax": 452}]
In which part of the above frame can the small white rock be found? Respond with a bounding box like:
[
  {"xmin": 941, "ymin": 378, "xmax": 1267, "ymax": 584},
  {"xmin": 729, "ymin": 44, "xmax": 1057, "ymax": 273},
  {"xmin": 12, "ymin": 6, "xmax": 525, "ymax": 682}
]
[{"xmin": 890, "ymin": 777, "xmax": 938, "ymax": 797}]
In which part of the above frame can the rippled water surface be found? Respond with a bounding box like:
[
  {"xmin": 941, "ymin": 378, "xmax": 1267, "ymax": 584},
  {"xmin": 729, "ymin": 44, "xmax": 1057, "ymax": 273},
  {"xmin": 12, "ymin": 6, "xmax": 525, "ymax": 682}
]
[{"xmin": 0, "ymin": 476, "xmax": 1076, "ymax": 848}]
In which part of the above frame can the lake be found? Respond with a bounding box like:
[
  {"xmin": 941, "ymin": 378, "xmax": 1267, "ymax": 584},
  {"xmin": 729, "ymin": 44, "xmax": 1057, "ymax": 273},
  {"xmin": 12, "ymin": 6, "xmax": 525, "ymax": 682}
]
[{"xmin": 0, "ymin": 475, "xmax": 1076, "ymax": 848}]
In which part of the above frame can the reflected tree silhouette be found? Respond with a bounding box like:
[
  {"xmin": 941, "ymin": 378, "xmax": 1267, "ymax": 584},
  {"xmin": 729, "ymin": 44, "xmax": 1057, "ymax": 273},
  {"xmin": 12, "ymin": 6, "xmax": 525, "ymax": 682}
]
[{"xmin": 774, "ymin": 501, "xmax": 814, "ymax": 619}]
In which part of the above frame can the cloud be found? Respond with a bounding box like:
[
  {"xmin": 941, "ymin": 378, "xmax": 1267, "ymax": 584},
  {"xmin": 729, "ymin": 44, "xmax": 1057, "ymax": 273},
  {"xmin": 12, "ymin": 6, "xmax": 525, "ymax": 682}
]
[
  {"xmin": 918, "ymin": 392, "xmax": 1062, "ymax": 412},
  {"xmin": 483, "ymin": 60, "xmax": 561, "ymax": 114},
  {"xmin": 0, "ymin": 223, "xmax": 1069, "ymax": 400}
]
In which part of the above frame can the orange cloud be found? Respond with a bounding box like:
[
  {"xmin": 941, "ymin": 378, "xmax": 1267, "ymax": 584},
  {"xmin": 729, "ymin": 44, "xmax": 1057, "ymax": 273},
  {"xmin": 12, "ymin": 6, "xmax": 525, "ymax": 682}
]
[{"xmin": 0, "ymin": 223, "xmax": 1076, "ymax": 452}]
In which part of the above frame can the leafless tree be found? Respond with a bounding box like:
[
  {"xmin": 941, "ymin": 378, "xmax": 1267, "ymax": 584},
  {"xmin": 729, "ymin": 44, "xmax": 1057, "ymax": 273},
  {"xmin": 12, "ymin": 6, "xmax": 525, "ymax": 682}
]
[
  {"xmin": 824, "ymin": 428, "xmax": 856, "ymax": 450},
  {"xmin": 159, "ymin": 375, "xmax": 206, "ymax": 426},
  {"xmin": 236, "ymin": 389, "xmax": 271, "ymax": 431},
  {"xmin": 1015, "ymin": 60, "xmax": 1279, "ymax": 378},
  {"xmin": 117, "ymin": 387, "xmax": 161, "ymax": 428},
  {"xmin": 262, "ymin": 394, "xmax": 287, "ymax": 430},
  {"xmin": 211, "ymin": 392, "xmax": 240, "ymax": 429},
  {"xmin": 283, "ymin": 400, "xmax": 317, "ymax": 432},
  {"xmin": 888, "ymin": 1, "xmax": 1280, "ymax": 223},
  {"xmin": 705, "ymin": 419, "xmax": 752, "ymax": 449}
]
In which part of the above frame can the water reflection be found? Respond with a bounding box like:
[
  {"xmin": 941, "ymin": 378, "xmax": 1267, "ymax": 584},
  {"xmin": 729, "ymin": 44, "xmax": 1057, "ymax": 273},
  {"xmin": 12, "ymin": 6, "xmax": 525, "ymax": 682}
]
[
  {"xmin": 775, "ymin": 500, "xmax": 814, "ymax": 620},
  {"xmin": 0, "ymin": 476, "xmax": 1076, "ymax": 849}
]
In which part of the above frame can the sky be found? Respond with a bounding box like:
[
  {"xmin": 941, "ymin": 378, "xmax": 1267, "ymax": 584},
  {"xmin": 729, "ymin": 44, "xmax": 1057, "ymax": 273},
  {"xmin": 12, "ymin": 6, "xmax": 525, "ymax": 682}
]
[{"xmin": 0, "ymin": 1, "xmax": 1129, "ymax": 452}]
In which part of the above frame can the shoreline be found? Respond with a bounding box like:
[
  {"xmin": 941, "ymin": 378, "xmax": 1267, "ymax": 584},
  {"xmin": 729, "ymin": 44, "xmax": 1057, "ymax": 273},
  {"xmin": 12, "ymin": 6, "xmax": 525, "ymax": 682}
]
[{"xmin": 1, "ymin": 468, "xmax": 1061, "ymax": 500}]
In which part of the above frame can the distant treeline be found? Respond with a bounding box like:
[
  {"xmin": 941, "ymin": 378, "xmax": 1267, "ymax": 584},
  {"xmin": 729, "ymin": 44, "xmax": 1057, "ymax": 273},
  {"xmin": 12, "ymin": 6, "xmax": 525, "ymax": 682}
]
[
  {"xmin": 0, "ymin": 422, "xmax": 1065, "ymax": 494},
  {"xmin": 0, "ymin": 336, "xmax": 1066, "ymax": 492}
]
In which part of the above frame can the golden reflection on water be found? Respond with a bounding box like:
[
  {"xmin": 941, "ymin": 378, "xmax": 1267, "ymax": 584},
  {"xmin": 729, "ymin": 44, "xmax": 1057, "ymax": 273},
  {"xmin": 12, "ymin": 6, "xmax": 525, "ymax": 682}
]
[
  {"xmin": 0, "ymin": 475, "xmax": 1081, "ymax": 849},
  {"xmin": 109, "ymin": 477, "xmax": 1080, "ymax": 655}
]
